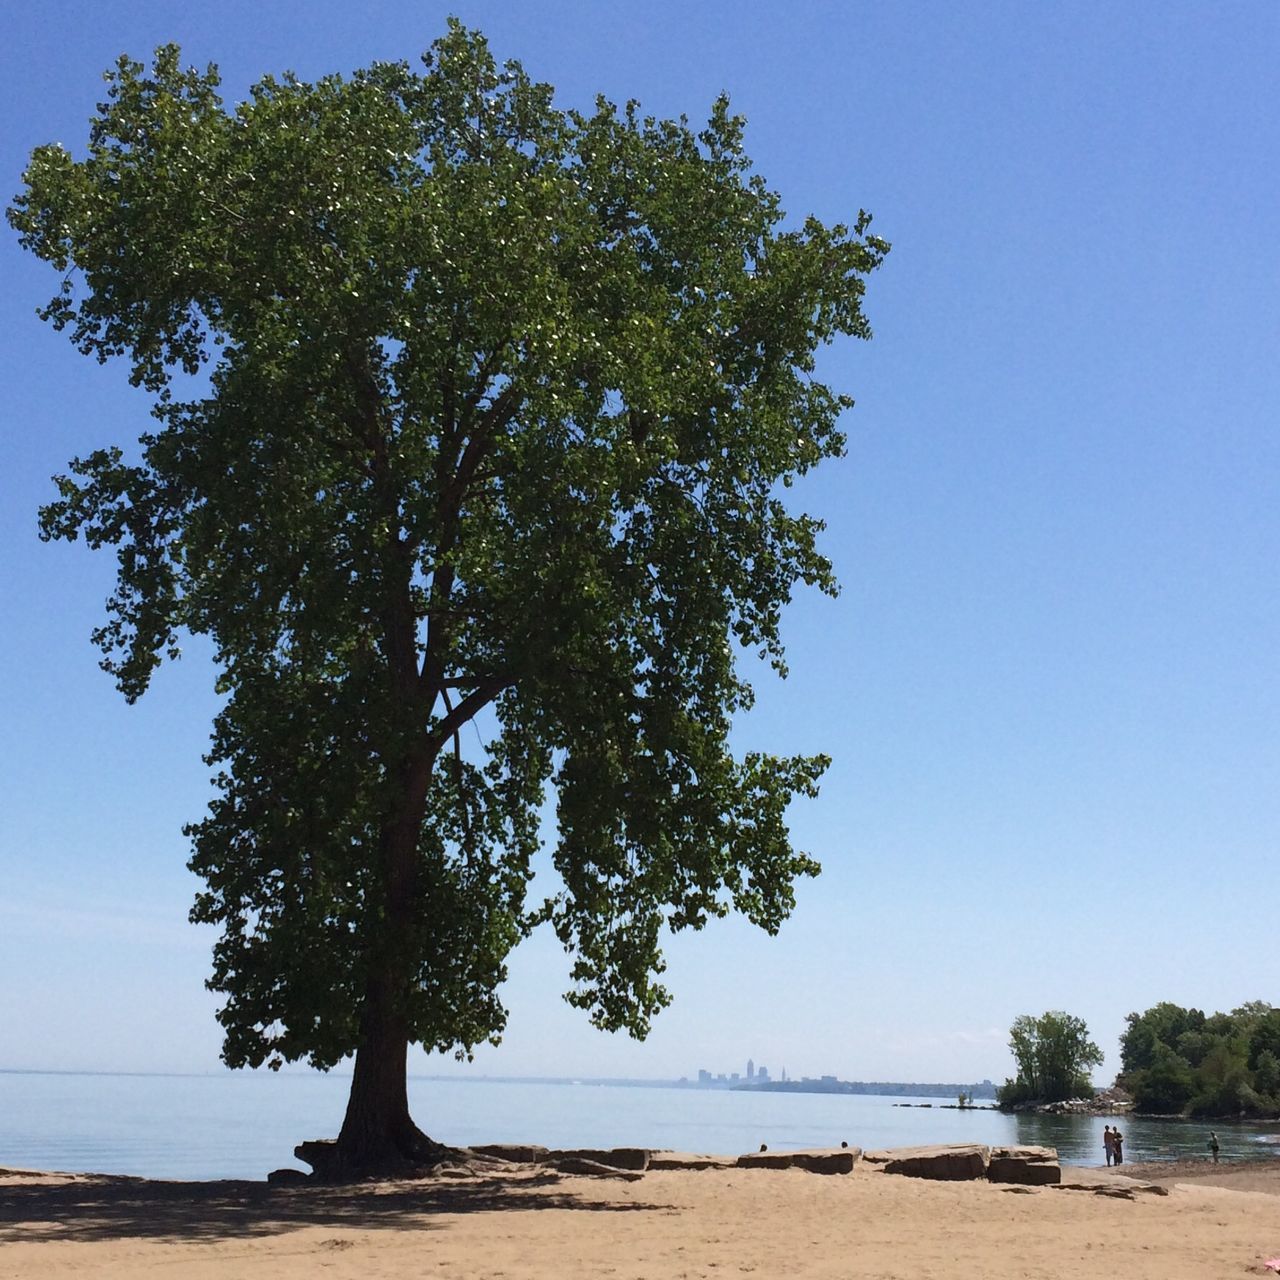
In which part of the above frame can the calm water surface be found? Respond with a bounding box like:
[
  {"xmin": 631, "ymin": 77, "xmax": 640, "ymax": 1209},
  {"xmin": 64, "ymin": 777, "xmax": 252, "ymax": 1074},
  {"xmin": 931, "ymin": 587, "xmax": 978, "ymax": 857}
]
[{"xmin": 2, "ymin": 1071, "xmax": 1277, "ymax": 1180}]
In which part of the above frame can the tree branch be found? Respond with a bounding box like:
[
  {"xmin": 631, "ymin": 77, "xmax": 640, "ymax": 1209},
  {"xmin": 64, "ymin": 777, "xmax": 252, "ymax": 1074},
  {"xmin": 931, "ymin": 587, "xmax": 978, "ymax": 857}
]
[
  {"xmin": 444, "ymin": 379, "xmax": 521, "ymax": 510},
  {"xmin": 416, "ymin": 376, "xmax": 523, "ymax": 697},
  {"xmin": 429, "ymin": 675, "xmax": 514, "ymax": 750}
]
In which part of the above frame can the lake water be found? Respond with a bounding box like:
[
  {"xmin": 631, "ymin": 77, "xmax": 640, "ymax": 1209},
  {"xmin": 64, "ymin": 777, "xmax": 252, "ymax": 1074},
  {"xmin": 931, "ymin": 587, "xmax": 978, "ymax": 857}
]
[{"xmin": 2, "ymin": 1071, "xmax": 1277, "ymax": 1180}]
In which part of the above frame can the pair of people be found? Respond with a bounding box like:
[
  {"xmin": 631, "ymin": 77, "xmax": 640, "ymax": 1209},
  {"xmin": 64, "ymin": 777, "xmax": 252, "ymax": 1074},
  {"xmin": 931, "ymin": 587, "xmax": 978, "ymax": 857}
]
[{"xmin": 1103, "ymin": 1124, "xmax": 1124, "ymax": 1166}]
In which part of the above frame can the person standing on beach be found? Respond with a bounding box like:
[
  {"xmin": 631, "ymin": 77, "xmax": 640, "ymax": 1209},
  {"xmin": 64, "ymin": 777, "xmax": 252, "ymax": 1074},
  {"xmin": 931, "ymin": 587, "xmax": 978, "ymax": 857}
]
[
  {"xmin": 1103, "ymin": 1125, "xmax": 1114, "ymax": 1166},
  {"xmin": 1208, "ymin": 1132, "xmax": 1220, "ymax": 1163},
  {"xmin": 1112, "ymin": 1126, "xmax": 1124, "ymax": 1165}
]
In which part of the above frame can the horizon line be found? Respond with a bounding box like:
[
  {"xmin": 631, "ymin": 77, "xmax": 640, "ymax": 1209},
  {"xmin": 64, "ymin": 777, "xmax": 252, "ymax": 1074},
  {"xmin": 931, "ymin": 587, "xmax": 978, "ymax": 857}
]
[{"xmin": 0, "ymin": 1066, "xmax": 997, "ymax": 1086}]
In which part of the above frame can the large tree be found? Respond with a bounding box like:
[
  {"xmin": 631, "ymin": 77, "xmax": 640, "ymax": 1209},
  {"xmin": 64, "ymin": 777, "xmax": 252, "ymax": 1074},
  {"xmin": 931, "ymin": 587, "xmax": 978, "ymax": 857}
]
[
  {"xmin": 999, "ymin": 1011, "xmax": 1103, "ymax": 1106},
  {"xmin": 10, "ymin": 24, "xmax": 887, "ymax": 1174}
]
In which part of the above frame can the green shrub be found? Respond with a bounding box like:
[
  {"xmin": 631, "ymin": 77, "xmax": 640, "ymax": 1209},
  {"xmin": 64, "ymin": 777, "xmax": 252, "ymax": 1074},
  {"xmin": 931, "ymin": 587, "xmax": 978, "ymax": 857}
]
[{"xmin": 996, "ymin": 1077, "xmax": 1036, "ymax": 1108}]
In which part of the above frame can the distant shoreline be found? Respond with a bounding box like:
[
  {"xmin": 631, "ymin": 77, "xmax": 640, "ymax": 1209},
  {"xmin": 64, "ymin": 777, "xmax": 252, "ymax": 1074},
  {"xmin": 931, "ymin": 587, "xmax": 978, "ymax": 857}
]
[
  {"xmin": 735, "ymin": 1080, "xmax": 997, "ymax": 1100},
  {"xmin": 0, "ymin": 1067, "xmax": 990, "ymax": 1096}
]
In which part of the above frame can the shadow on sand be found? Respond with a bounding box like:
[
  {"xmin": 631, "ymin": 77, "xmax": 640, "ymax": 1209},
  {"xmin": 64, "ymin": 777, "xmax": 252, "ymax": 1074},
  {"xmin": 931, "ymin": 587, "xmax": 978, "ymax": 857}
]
[{"xmin": 0, "ymin": 1170, "xmax": 673, "ymax": 1245}]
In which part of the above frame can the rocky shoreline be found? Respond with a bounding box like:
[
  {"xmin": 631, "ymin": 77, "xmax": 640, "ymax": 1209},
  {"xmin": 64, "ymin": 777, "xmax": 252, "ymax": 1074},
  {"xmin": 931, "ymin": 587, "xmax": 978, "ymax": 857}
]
[
  {"xmin": 283, "ymin": 1140, "xmax": 1067, "ymax": 1186},
  {"xmin": 1000, "ymin": 1085, "xmax": 1135, "ymax": 1116}
]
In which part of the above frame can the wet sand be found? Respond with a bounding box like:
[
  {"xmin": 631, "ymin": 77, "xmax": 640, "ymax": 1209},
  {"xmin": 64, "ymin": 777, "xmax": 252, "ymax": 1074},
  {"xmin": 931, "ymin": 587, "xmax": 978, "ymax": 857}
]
[{"xmin": 1102, "ymin": 1154, "xmax": 1280, "ymax": 1195}]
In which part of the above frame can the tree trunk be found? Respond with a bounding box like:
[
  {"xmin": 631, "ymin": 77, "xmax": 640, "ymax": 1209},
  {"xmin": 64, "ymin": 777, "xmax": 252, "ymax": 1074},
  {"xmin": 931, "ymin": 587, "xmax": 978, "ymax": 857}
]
[
  {"xmin": 324, "ymin": 770, "xmax": 445, "ymax": 1178},
  {"xmin": 327, "ymin": 977, "xmax": 446, "ymax": 1177}
]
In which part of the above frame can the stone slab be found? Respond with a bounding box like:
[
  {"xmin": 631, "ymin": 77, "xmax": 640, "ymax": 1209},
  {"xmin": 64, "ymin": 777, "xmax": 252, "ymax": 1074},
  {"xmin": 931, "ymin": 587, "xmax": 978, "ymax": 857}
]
[
  {"xmin": 736, "ymin": 1147, "xmax": 861, "ymax": 1175},
  {"xmin": 545, "ymin": 1147, "xmax": 650, "ymax": 1171},
  {"xmin": 648, "ymin": 1153, "xmax": 737, "ymax": 1171},
  {"xmin": 877, "ymin": 1143, "xmax": 991, "ymax": 1181},
  {"xmin": 987, "ymin": 1145, "xmax": 1061, "ymax": 1186},
  {"xmin": 553, "ymin": 1157, "xmax": 645, "ymax": 1181},
  {"xmin": 1054, "ymin": 1179, "xmax": 1170, "ymax": 1198},
  {"xmin": 469, "ymin": 1144, "xmax": 551, "ymax": 1164}
]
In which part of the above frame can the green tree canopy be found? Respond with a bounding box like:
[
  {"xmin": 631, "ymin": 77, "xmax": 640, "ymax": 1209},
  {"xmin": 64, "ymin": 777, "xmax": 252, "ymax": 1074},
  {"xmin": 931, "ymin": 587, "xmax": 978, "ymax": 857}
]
[
  {"xmin": 9, "ymin": 24, "xmax": 887, "ymax": 1173},
  {"xmin": 1130, "ymin": 1042, "xmax": 1196, "ymax": 1114},
  {"xmin": 1247, "ymin": 1008, "xmax": 1280, "ymax": 1070},
  {"xmin": 1253, "ymin": 1050, "xmax": 1280, "ymax": 1099},
  {"xmin": 998, "ymin": 1011, "xmax": 1103, "ymax": 1107},
  {"xmin": 1119, "ymin": 1002, "xmax": 1206, "ymax": 1076},
  {"xmin": 1119, "ymin": 1000, "xmax": 1278, "ymax": 1118}
]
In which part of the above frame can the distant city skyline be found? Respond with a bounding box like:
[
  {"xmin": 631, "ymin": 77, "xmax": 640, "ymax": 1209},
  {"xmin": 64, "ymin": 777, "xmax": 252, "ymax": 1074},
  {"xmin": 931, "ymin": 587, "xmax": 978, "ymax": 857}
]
[
  {"xmin": 686, "ymin": 1060, "xmax": 997, "ymax": 1097},
  {"xmin": 696, "ymin": 1060, "xmax": 775, "ymax": 1087}
]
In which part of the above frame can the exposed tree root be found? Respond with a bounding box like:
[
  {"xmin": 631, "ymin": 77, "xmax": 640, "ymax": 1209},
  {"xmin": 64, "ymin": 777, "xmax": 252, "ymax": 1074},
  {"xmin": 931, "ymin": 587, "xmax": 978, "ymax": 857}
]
[{"xmin": 295, "ymin": 1121, "xmax": 459, "ymax": 1182}]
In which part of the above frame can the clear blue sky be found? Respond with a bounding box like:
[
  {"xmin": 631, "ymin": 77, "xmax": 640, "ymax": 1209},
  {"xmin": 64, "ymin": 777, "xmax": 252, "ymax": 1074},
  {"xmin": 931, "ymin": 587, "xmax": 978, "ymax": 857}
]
[{"xmin": 2, "ymin": 1, "xmax": 1277, "ymax": 1087}]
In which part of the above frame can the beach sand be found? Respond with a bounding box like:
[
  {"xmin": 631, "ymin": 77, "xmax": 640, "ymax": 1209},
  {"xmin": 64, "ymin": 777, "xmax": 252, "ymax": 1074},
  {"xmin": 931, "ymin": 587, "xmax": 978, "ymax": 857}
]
[{"xmin": 3, "ymin": 1158, "xmax": 1279, "ymax": 1279}]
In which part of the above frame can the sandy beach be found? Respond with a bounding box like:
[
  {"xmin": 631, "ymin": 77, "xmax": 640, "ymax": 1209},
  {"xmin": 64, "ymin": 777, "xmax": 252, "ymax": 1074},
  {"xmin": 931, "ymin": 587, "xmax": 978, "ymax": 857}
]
[{"xmin": 4, "ymin": 1157, "xmax": 1280, "ymax": 1280}]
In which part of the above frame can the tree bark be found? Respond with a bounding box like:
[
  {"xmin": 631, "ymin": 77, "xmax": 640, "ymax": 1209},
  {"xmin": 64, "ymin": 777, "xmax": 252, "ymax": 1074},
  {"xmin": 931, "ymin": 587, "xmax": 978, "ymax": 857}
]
[
  {"xmin": 330, "ymin": 974, "xmax": 445, "ymax": 1176},
  {"xmin": 330, "ymin": 751, "xmax": 444, "ymax": 1177}
]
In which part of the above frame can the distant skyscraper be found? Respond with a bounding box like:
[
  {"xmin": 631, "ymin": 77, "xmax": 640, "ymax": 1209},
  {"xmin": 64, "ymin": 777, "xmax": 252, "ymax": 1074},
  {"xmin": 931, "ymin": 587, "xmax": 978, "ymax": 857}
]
[{"xmin": 747, "ymin": 1058, "xmax": 755, "ymax": 1080}]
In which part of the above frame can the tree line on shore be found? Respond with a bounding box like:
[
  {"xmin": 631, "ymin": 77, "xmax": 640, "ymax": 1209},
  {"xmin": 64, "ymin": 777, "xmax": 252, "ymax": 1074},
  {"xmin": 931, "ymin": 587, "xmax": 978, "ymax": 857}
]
[
  {"xmin": 998, "ymin": 1001, "xmax": 1280, "ymax": 1118},
  {"xmin": 1117, "ymin": 1001, "xmax": 1280, "ymax": 1117}
]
